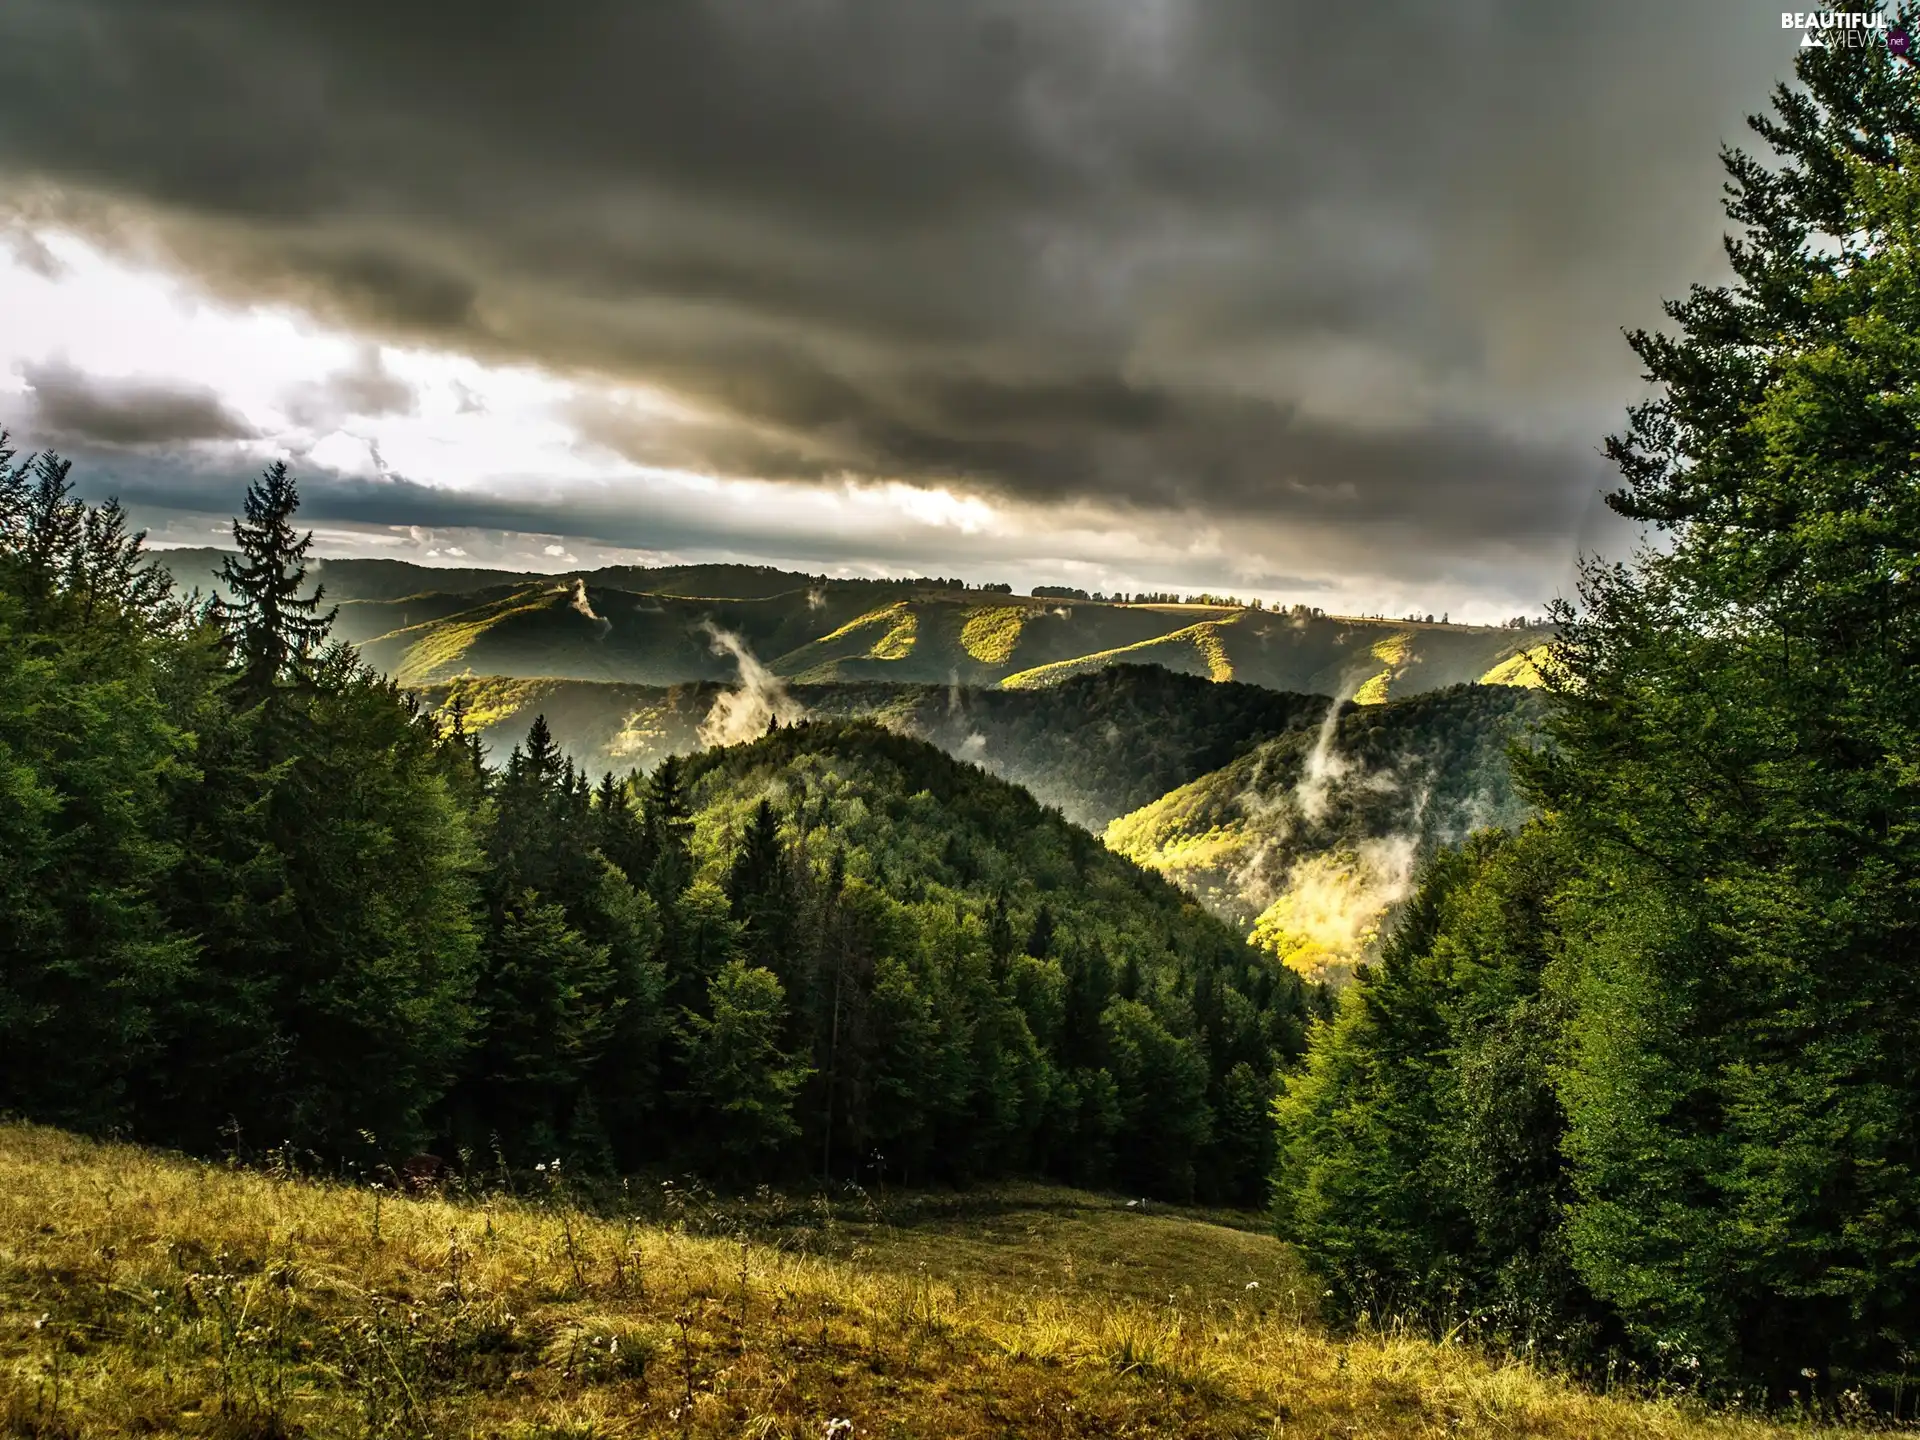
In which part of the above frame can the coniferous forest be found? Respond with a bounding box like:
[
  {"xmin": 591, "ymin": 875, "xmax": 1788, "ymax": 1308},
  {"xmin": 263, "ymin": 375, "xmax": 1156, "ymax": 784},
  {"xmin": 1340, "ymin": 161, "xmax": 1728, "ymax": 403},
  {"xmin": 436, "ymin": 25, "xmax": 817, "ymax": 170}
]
[
  {"xmin": 0, "ymin": 440, "xmax": 1314, "ymax": 1209},
  {"xmin": 1271, "ymin": 42, "xmax": 1920, "ymax": 1402}
]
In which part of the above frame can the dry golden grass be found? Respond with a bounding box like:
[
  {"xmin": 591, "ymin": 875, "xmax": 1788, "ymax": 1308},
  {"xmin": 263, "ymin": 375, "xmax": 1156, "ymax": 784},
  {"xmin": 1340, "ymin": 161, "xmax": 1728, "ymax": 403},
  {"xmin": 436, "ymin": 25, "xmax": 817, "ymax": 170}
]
[{"xmin": 0, "ymin": 1125, "xmax": 1876, "ymax": 1439}]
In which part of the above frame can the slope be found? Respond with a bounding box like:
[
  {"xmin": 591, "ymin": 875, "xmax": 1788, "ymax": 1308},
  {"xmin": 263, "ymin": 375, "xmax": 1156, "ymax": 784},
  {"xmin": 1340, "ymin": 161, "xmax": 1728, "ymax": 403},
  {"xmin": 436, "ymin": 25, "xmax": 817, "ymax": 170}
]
[
  {"xmin": 0, "ymin": 1124, "xmax": 1853, "ymax": 1440},
  {"xmin": 319, "ymin": 570, "xmax": 1549, "ymax": 698},
  {"xmin": 668, "ymin": 720, "xmax": 1319, "ymax": 1204},
  {"xmin": 157, "ymin": 547, "xmax": 1551, "ymax": 700},
  {"xmin": 1106, "ymin": 685, "xmax": 1545, "ymax": 983},
  {"xmin": 1000, "ymin": 608, "xmax": 1545, "ymax": 700},
  {"xmin": 680, "ymin": 719, "xmax": 1294, "ymax": 1022},
  {"xmin": 355, "ymin": 580, "xmax": 898, "ymax": 687}
]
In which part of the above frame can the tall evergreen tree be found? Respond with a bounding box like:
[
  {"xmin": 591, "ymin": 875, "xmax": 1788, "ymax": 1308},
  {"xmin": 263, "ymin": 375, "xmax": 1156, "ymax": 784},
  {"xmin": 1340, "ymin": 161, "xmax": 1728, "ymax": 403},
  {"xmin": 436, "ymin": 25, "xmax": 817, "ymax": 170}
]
[
  {"xmin": 675, "ymin": 959, "xmax": 811, "ymax": 1173},
  {"xmin": 1523, "ymin": 33, "xmax": 1920, "ymax": 1393},
  {"xmin": 0, "ymin": 441, "xmax": 197, "ymax": 1130},
  {"xmin": 163, "ymin": 463, "xmax": 480, "ymax": 1156},
  {"xmin": 211, "ymin": 461, "xmax": 336, "ymax": 693}
]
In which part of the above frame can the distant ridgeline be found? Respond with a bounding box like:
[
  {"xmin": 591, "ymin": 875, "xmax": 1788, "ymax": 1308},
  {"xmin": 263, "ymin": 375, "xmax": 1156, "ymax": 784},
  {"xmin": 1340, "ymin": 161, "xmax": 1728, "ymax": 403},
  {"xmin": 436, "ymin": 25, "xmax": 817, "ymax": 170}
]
[{"xmin": 160, "ymin": 550, "xmax": 1550, "ymax": 699}]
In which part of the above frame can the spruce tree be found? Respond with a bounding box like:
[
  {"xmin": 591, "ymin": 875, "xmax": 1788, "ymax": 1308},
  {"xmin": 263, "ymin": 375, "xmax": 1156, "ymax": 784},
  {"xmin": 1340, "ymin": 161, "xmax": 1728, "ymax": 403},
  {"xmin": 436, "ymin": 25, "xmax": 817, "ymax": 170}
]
[
  {"xmin": 0, "ymin": 442, "xmax": 198, "ymax": 1130},
  {"xmin": 212, "ymin": 461, "xmax": 336, "ymax": 692},
  {"xmin": 675, "ymin": 960, "xmax": 811, "ymax": 1173}
]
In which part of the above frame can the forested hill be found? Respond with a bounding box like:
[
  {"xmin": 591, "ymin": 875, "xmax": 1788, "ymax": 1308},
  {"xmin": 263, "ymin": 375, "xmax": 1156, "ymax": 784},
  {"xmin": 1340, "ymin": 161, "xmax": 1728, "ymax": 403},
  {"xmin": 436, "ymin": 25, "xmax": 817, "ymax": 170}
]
[
  {"xmin": 667, "ymin": 718, "xmax": 1321, "ymax": 1199},
  {"xmin": 7, "ymin": 452, "xmax": 1318, "ymax": 1208},
  {"xmin": 420, "ymin": 664, "xmax": 1333, "ymax": 830}
]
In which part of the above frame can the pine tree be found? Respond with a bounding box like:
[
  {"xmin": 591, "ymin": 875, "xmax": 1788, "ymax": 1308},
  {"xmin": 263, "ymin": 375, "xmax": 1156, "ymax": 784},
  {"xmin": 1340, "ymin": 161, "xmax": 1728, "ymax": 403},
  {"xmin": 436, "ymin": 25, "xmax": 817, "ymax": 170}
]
[
  {"xmin": 0, "ymin": 442, "xmax": 198, "ymax": 1129},
  {"xmin": 1024, "ymin": 902, "xmax": 1056, "ymax": 962},
  {"xmin": 593, "ymin": 770, "xmax": 651, "ymax": 885},
  {"xmin": 642, "ymin": 754, "xmax": 695, "ymax": 905},
  {"xmin": 726, "ymin": 797, "xmax": 793, "ymax": 974},
  {"xmin": 212, "ymin": 461, "xmax": 336, "ymax": 692},
  {"xmin": 464, "ymin": 892, "xmax": 619, "ymax": 1160}
]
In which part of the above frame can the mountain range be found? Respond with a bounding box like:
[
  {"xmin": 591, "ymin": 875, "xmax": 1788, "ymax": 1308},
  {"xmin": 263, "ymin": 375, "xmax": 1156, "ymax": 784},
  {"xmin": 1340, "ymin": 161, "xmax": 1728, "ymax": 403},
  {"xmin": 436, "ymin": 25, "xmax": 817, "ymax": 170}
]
[
  {"xmin": 158, "ymin": 548, "xmax": 1553, "ymax": 980},
  {"xmin": 158, "ymin": 549, "xmax": 1549, "ymax": 699}
]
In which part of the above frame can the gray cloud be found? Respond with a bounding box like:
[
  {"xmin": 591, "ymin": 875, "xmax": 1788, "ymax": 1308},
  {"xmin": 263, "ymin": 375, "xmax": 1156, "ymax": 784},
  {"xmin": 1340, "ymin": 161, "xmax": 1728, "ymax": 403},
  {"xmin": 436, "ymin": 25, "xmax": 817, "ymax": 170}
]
[
  {"xmin": 20, "ymin": 359, "xmax": 256, "ymax": 446},
  {"xmin": 286, "ymin": 344, "xmax": 418, "ymax": 427},
  {"xmin": 0, "ymin": 0, "xmax": 1795, "ymax": 574}
]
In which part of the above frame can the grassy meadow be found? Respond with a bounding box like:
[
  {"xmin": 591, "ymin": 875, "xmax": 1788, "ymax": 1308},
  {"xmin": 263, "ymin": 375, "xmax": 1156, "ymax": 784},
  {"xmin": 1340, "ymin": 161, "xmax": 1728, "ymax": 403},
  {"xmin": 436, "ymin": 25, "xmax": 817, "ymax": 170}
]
[{"xmin": 0, "ymin": 1125, "xmax": 1879, "ymax": 1439}]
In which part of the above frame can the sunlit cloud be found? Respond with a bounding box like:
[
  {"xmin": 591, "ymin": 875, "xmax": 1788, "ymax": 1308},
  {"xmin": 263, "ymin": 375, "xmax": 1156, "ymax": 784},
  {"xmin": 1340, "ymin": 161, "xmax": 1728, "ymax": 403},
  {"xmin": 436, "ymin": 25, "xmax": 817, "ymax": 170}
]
[{"xmin": 0, "ymin": 227, "xmax": 1610, "ymax": 621}]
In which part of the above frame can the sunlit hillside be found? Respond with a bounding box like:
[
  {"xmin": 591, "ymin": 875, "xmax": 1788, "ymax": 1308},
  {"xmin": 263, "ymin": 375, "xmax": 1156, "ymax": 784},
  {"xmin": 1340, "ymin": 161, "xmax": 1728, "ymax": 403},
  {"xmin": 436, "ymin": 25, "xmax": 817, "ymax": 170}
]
[
  {"xmin": 1106, "ymin": 686, "xmax": 1543, "ymax": 983},
  {"xmin": 341, "ymin": 582, "xmax": 1548, "ymax": 700},
  {"xmin": 0, "ymin": 1124, "xmax": 1870, "ymax": 1440}
]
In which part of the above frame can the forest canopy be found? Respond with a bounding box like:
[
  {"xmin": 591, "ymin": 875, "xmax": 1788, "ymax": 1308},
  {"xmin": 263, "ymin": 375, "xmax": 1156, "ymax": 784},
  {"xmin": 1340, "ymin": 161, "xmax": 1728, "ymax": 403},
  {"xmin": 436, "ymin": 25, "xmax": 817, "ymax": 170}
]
[{"xmin": 0, "ymin": 440, "xmax": 1314, "ymax": 1205}]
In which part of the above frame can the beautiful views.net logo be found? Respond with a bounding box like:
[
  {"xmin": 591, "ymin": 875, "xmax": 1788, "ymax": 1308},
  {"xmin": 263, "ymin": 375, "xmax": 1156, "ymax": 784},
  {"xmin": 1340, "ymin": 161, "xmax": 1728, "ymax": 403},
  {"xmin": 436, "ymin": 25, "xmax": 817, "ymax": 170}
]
[{"xmin": 1782, "ymin": 10, "xmax": 1913, "ymax": 52}]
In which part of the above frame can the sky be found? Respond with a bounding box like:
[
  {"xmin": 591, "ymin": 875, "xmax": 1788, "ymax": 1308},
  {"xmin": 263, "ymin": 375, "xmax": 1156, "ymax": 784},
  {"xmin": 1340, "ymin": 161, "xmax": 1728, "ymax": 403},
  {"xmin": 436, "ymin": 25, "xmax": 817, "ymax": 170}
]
[{"xmin": 0, "ymin": 1, "xmax": 1815, "ymax": 621}]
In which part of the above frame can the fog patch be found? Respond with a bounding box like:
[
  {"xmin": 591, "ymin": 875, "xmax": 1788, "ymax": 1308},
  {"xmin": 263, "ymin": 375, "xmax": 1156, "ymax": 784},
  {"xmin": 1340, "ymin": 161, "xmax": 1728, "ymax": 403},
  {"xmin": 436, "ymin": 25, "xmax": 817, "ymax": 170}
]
[
  {"xmin": 697, "ymin": 620, "xmax": 803, "ymax": 746},
  {"xmin": 570, "ymin": 579, "xmax": 612, "ymax": 638},
  {"xmin": 1250, "ymin": 833, "xmax": 1421, "ymax": 985}
]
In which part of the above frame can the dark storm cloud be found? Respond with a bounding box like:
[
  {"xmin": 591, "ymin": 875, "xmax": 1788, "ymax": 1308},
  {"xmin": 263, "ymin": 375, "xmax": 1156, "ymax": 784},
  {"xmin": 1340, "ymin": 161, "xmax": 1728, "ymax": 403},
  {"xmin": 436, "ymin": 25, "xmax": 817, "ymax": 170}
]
[
  {"xmin": 53, "ymin": 445, "xmax": 1127, "ymax": 581},
  {"xmin": 0, "ymin": 0, "xmax": 1791, "ymax": 550},
  {"xmin": 573, "ymin": 379, "xmax": 1608, "ymax": 547},
  {"xmin": 21, "ymin": 359, "xmax": 256, "ymax": 446}
]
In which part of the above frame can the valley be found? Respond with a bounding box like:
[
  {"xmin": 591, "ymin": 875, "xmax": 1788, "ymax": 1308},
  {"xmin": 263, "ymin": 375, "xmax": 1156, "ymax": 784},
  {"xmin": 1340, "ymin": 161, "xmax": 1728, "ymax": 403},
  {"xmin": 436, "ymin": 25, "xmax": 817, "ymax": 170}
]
[{"xmin": 159, "ymin": 550, "xmax": 1553, "ymax": 983}]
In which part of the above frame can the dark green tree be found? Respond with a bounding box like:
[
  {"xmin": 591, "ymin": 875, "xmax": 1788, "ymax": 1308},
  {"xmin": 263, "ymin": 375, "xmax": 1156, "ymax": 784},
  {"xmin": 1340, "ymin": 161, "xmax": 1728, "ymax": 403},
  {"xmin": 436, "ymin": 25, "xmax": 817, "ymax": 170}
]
[
  {"xmin": 465, "ymin": 892, "xmax": 620, "ymax": 1161},
  {"xmin": 162, "ymin": 464, "xmax": 481, "ymax": 1156},
  {"xmin": 211, "ymin": 461, "xmax": 336, "ymax": 693},
  {"xmin": 675, "ymin": 959, "xmax": 811, "ymax": 1172},
  {"xmin": 0, "ymin": 441, "xmax": 197, "ymax": 1130},
  {"xmin": 1524, "ymin": 32, "xmax": 1920, "ymax": 1392}
]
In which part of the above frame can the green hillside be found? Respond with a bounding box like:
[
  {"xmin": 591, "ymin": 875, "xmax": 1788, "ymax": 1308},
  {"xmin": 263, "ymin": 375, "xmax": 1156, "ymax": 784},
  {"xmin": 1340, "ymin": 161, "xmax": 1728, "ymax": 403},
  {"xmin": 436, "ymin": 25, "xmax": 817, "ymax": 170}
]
[
  {"xmin": 1106, "ymin": 685, "xmax": 1544, "ymax": 983},
  {"xmin": 3, "ymin": 1123, "xmax": 1859, "ymax": 1440},
  {"xmin": 355, "ymin": 582, "xmax": 1548, "ymax": 697},
  {"xmin": 421, "ymin": 665, "xmax": 1334, "ymax": 830},
  {"xmin": 411, "ymin": 673, "xmax": 1542, "ymax": 992}
]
